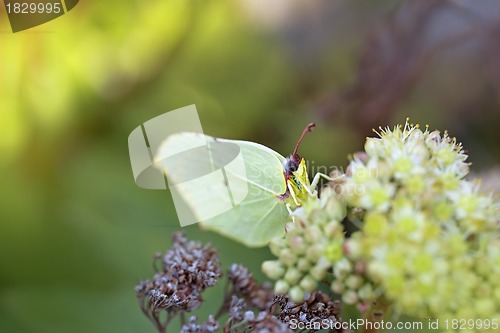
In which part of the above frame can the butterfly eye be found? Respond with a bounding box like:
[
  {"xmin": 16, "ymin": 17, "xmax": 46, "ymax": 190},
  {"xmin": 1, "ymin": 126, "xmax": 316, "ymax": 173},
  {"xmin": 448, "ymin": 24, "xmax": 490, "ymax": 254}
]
[
  {"xmin": 288, "ymin": 160, "xmax": 298, "ymax": 172},
  {"xmin": 283, "ymin": 156, "xmax": 300, "ymax": 173}
]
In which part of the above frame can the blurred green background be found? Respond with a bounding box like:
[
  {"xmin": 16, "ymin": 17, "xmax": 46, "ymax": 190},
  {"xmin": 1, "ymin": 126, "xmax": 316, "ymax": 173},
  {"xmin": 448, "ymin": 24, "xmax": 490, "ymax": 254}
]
[{"xmin": 1, "ymin": 1, "xmax": 500, "ymax": 332}]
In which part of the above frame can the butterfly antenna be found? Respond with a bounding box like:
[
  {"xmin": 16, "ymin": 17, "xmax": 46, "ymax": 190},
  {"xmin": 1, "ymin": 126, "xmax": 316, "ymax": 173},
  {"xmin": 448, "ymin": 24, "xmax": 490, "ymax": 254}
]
[{"xmin": 293, "ymin": 123, "xmax": 316, "ymax": 156}]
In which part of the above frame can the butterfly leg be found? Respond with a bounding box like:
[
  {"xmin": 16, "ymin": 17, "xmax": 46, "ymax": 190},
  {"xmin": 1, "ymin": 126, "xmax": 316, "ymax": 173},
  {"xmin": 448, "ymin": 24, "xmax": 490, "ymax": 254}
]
[
  {"xmin": 287, "ymin": 182, "xmax": 301, "ymax": 206},
  {"xmin": 310, "ymin": 172, "xmax": 345, "ymax": 193}
]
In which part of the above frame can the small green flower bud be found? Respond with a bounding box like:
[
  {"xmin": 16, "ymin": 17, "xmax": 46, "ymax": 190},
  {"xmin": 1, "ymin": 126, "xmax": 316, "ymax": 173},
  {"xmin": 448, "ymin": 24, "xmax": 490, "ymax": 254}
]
[
  {"xmin": 303, "ymin": 198, "xmax": 321, "ymax": 215},
  {"xmin": 413, "ymin": 253, "xmax": 433, "ymax": 273},
  {"xmin": 289, "ymin": 286, "xmax": 306, "ymax": 302},
  {"xmin": 343, "ymin": 239, "xmax": 362, "ymax": 260},
  {"xmin": 474, "ymin": 298, "xmax": 496, "ymax": 317},
  {"xmin": 394, "ymin": 156, "xmax": 412, "ymax": 174},
  {"xmin": 358, "ymin": 283, "xmax": 374, "ymax": 300},
  {"xmin": 343, "ymin": 290, "xmax": 358, "ymax": 304},
  {"xmin": 335, "ymin": 258, "xmax": 352, "ymax": 274},
  {"xmin": 306, "ymin": 244, "xmax": 323, "ymax": 262},
  {"xmin": 365, "ymin": 137, "xmax": 381, "ymax": 157},
  {"xmin": 433, "ymin": 201, "xmax": 453, "ymax": 221},
  {"xmin": 325, "ymin": 198, "xmax": 346, "ymax": 221},
  {"xmin": 323, "ymin": 221, "xmax": 340, "ymax": 238},
  {"xmin": 331, "ymin": 281, "xmax": 344, "ymax": 294},
  {"xmin": 284, "ymin": 268, "xmax": 302, "ymax": 285},
  {"xmin": 364, "ymin": 212, "xmax": 388, "ymax": 236},
  {"xmin": 386, "ymin": 274, "xmax": 405, "ymax": 295},
  {"xmin": 299, "ymin": 275, "xmax": 317, "ymax": 293},
  {"xmin": 457, "ymin": 194, "xmax": 479, "ymax": 219},
  {"xmin": 304, "ymin": 225, "xmax": 322, "ymax": 243},
  {"xmin": 274, "ymin": 280, "xmax": 290, "ymax": 294},
  {"xmin": 269, "ymin": 238, "xmax": 286, "ymax": 256},
  {"xmin": 436, "ymin": 148, "xmax": 456, "ymax": 166},
  {"xmin": 290, "ymin": 235, "xmax": 306, "ymax": 255},
  {"xmin": 404, "ymin": 175, "xmax": 425, "ymax": 195},
  {"xmin": 297, "ymin": 257, "xmax": 311, "ymax": 272},
  {"xmin": 386, "ymin": 252, "xmax": 405, "ymax": 270},
  {"xmin": 310, "ymin": 267, "xmax": 326, "ymax": 281},
  {"xmin": 262, "ymin": 260, "xmax": 285, "ymax": 280},
  {"xmin": 345, "ymin": 275, "xmax": 363, "ymax": 290},
  {"xmin": 369, "ymin": 185, "xmax": 392, "ymax": 208},
  {"xmin": 325, "ymin": 241, "xmax": 343, "ymax": 262},
  {"xmin": 279, "ymin": 248, "xmax": 297, "ymax": 266},
  {"xmin": 425, "ymin": 130, "xmax": 441, "ymax": 151},
  {"xmin": 316, "ymin": 256, "xmax": 331, "ymax": 270},
  {"xmin": 456, "ymin": 163, "xmax": 470, "ymax": 178},
  {"xmin": 353, "ymin": 165, "xmax": 371, "ymax": 184}
]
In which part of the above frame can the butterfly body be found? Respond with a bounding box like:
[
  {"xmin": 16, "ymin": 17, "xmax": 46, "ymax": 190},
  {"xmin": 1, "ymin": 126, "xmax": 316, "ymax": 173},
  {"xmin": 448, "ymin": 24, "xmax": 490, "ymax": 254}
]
[{"xmin": 280, "ymin": 158, "xmax": 312, "ymax": 208}]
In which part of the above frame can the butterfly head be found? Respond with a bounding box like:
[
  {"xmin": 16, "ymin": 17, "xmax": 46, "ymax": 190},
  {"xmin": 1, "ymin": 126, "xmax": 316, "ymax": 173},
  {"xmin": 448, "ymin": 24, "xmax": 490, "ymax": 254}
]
[{"xmin": 283, "ymin": 154, "xmax": 301, "ymax": 174}]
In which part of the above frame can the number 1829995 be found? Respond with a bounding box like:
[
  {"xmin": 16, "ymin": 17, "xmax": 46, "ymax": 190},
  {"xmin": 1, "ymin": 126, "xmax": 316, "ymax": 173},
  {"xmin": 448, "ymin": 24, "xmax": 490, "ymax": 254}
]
[{"xmin": 5, "ymin": 2, "xmax": 62, "ymax": 14}]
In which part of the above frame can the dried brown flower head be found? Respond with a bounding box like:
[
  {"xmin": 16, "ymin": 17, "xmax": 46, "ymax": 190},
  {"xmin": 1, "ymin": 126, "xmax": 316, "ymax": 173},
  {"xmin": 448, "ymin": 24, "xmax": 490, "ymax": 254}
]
[
  {"xmin": 136, "ymin": 234, "xmax": 347, "ymax": 333},
  {"xmin": 181, "ymin": 315, "xmax": 220, "ymax": 333},
  {"xmin": 135, "ymin": 233, "xmax": 222, "ymax": 332},
  {"xmin": 223, "ymin": 297, "xmax": 292, "ymax": 333},
  {"xmin": 227, "ymin": 263, "xmax": 274, "ymax": 311},
  {"xmin": 274, "ymin": 291, "xmax": 350, "ymax": 333}
]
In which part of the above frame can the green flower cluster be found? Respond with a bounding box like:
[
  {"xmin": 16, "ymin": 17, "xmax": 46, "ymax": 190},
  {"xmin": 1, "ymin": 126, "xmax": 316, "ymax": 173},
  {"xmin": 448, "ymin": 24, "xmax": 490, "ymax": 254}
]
[
  {"xmin": 262, "ymin": 187, "xmax": 346, "ymax": 302},
  {"xmin": 328, "ymin": 254, "xmax": 377, "ymax": 309},
  {"xmin": 341, "ymin": 120, "xmax": 500, "ymax": 324},
  {"xmin": 263, "ymin": 120, "xmax": 499, "ymax": 330}
]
